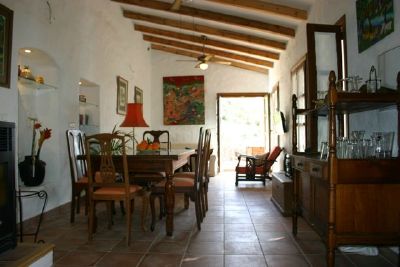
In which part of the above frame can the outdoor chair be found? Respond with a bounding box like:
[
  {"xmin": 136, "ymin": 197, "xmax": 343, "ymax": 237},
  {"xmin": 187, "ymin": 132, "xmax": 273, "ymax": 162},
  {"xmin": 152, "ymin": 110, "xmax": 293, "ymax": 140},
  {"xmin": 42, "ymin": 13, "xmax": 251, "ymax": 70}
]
[{"xmin": 235, "ymin": 146, "xmax": 282, "ymax": 186}]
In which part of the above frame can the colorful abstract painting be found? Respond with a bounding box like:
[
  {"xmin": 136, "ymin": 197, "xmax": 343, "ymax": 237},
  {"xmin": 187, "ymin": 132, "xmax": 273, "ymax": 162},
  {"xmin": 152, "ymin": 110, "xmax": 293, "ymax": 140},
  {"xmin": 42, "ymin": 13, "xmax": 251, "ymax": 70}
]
[
  {"xmin": 356, "ymin": 0, "xmax": 394, "ymax": 53},
  {"xmin": 163, "ymin": 75, "xmax": 205, "ymax": 125}
]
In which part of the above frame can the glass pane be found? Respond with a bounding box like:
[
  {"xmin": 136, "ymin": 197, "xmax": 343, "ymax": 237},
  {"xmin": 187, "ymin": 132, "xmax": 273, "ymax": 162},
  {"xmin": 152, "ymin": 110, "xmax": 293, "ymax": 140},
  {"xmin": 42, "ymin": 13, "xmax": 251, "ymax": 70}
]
[
  {"xmin": 297, "ymin": 125, "xmax": 306, "ymax": 152},
  {"xmin": 315, "ymin": 32, "xmax": 338, "ymax": 99}
]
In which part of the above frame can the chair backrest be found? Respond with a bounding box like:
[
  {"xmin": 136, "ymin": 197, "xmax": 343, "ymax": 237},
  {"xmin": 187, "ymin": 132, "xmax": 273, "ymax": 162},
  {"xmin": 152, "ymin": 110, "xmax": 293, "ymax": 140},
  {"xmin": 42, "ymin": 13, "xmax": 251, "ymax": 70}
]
[
  {"xmin": 201, "ymin": 129, "xmax": 212, "ymax": 180},
  {"xmin": 143, "ymin": 130, "xmax": 170, "ymax": 151},
  {"xmin": 85, "ymin": 133, "xmax": 130, "ymax": 193},
  {"xmin": 193, "ymin": 128, "xmax": 204, "ymax": 190},
  {"xmin": 265, "ymin": 146, "xmax": 282, "ymax": 170},
  {"xmin": 66, "ymin": 129, "xmax": 87, "ymax": 183}
]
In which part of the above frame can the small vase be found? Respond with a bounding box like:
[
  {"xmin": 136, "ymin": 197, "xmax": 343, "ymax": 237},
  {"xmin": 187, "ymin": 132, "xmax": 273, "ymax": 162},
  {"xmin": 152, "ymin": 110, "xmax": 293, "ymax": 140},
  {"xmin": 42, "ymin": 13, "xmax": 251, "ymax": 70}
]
[{"xmin": 18, "ymin": 156, "xmax": 46, "ymax": 186}]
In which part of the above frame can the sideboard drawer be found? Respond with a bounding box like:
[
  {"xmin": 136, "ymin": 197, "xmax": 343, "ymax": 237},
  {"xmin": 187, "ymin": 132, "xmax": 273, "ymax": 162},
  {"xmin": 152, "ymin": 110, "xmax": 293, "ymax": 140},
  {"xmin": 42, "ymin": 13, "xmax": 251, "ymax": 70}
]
[{"xmin": 293, "ymin": 157, "xmax": 307, "ymax": 171}]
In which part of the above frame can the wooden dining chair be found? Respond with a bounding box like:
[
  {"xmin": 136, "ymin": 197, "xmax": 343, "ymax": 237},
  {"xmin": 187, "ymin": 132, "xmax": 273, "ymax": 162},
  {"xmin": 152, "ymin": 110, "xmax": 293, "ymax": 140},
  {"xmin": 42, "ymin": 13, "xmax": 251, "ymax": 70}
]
[
  {"xmin": 174, "ymin": 129, "xmax": 212, "ymax": 216},
  {"xmin": 66, "ymin": 129, "xmax": 88, "ymax": 223},
  {"xmin": 143, "ymin": 130, "xmax": 170, "ymax": 151},
  {"xmin": 149, "ymin": 127, "xmax": 205, "ymax": 231},
  {"xmin": 85, "ymin": 133, "xmax": 144, "ymax": 245}
]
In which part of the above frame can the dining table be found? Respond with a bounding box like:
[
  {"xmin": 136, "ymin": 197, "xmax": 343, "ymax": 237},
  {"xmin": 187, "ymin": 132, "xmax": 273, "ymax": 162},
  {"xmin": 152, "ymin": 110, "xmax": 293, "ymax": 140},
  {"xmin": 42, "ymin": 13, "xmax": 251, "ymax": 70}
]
[{"xmin": 85, "ymin": 148, "xmax": 196, "ymax": 236}]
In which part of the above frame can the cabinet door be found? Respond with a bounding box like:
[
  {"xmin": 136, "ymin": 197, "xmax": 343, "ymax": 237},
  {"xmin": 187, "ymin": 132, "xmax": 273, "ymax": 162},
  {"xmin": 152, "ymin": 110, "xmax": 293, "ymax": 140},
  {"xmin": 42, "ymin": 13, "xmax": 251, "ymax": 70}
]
[
  {"xmin": 312, "ymin": 177, "xmax": 328, "ymax": 236},
  {"xmin": 299, "ymin": 171, "xmax": 311, "ymax": 218}
]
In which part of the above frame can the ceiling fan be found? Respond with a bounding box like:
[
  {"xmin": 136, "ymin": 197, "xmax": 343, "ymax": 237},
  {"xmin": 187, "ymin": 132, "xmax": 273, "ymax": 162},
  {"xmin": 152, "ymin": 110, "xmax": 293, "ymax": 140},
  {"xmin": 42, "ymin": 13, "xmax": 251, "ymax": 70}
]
[{"xmin": 177, "ymin": 36, "xmax": 231, "ymax": 70}]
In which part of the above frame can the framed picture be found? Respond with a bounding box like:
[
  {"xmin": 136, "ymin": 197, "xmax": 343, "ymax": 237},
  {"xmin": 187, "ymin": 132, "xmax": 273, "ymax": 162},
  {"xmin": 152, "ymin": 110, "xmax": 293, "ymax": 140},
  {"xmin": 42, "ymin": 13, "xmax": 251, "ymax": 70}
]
[
  {"xmin": 0, "ymin": 3, "xmax": 13, "ymax": 88},
  {"xmin": 116, "ymin": 76, "xmax": 128, "ymax": 115},
  {"xmin": 163, "ymin": 75, "xmax": 205, "ymax": 125},
  {"xmin": 356, "ymin": 0, "xmax": 394, "ymax": 53},
  {"xmin": 134, "ymin": 86, "xmax": 143, "ymax": 104}
]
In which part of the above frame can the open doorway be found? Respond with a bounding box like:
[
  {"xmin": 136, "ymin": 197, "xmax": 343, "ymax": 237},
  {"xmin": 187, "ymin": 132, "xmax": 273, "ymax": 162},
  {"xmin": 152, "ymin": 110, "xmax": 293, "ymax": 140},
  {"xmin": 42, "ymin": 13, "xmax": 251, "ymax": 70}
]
[{"xmin": 217, "ymin": 93, "xmax": 269, "ymax": 172}]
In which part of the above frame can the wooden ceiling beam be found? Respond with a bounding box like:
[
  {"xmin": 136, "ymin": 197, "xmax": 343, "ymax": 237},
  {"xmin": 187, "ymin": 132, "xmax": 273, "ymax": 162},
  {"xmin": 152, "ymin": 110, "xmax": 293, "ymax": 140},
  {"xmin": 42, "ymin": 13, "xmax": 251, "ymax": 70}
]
[
  {"xmin": 151, "ymin": 44, "xmax": 269, "ymax": 74},
  {"xmin": 205, "ymin": 0, "xmax": 307, "ymax": 20},
  {"xmin": 123, "ymin": 10, "xmax": 286, "ymax": 50},
  {"xmin": 112, "ymin": 0, "xmax": 295, "ymax": 37},
  {"xmin": 134, "ymin": 24, "xmax": 279, "ymax": 60},
  {"xmin": 144, "ymin": 34, "xmax": 273, "ymax": 68}
]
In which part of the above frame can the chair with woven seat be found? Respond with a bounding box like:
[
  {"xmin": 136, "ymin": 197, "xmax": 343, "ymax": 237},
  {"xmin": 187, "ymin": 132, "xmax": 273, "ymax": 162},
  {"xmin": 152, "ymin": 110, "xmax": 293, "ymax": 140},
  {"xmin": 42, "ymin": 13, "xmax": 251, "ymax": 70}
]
[
  {"xmin": 85, "ymin": 133, "xmax": 144, "ymax": 245},
  {"xmin": 149, "ymin": 128, "xmax": 206, "ymax": 231},
  {"xmin": 235, "ymin": 146, "xmax": 282, "ymax": 186},
  {"xmin": 66, "ymin": 129, "xmax": 88, "ymax": 223}
]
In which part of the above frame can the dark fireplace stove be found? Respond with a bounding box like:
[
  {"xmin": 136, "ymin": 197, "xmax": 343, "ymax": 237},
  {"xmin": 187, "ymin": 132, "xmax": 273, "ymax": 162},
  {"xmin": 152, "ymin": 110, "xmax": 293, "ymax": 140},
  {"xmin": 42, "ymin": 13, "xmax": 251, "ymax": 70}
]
[{"xmin": 0, "ymin": 121, "xmax": 16, "ymax": 254}]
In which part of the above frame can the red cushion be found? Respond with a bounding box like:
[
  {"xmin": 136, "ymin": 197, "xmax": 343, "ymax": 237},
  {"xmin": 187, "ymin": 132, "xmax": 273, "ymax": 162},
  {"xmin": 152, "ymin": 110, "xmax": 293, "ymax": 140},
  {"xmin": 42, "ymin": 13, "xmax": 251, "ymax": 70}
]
[
  {"xmin": 267, "ymin": 146, "xmax": 282, "ymax": 161},
  {"xmin": 93, "ymin": 184, "xmax": 142, "ymax": 196},
  {"xmin": 236, "ymin": 166, "xmax": 266, "ymax": 174}
]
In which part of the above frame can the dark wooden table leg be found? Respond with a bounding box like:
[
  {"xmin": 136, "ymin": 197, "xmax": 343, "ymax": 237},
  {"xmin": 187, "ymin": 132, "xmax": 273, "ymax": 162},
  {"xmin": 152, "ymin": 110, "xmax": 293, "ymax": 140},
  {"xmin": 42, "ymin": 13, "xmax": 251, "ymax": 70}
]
[{"xmin": 165, "ymin": 172, "xmax": 175, "ymax": 236}]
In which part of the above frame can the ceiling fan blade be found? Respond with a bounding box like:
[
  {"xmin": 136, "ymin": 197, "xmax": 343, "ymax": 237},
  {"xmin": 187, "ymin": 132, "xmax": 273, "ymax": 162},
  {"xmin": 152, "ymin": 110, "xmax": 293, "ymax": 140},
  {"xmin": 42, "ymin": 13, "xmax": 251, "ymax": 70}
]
[
  {"xmin": 204, "ymin": 54, "xmax": 213, "ymax": 62},
  {"xmin": 194, "ymin": 62, "xmax": 201, "ymax": 68},
  {"xmin": 171, "ymin": 0, "xmax": 182, "ymax": 11}
]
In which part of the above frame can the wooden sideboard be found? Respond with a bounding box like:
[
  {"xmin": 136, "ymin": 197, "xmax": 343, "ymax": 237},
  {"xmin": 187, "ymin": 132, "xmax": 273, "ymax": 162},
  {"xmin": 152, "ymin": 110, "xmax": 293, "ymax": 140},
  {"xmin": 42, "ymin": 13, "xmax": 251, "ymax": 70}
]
[
  {"xmin": 291, "ymin": 71, "xmax": 400, "ymax": 267},
  {"xmin": 271, "ymin": 172, "xmax": 293, "ymax": 217}
]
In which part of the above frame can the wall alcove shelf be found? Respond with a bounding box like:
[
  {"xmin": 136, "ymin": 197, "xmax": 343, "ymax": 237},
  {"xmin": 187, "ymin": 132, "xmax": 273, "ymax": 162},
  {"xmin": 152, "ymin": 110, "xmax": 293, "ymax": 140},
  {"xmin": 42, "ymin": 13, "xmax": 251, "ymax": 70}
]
[
  {"xmin": 18, "ymin": 77, "xmax": 57, "ymax": 91},
  {"xmin": 291, "ymin": 71, "xmax": 400, "ymax": 267}
]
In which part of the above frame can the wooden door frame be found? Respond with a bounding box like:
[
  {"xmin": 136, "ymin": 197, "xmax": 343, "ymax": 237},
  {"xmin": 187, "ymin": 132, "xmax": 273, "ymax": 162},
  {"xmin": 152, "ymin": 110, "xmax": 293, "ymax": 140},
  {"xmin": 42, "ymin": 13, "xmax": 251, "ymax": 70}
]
[{"xmin": 216, "ymin": 92, "xmax": 268, "ymax": 172}]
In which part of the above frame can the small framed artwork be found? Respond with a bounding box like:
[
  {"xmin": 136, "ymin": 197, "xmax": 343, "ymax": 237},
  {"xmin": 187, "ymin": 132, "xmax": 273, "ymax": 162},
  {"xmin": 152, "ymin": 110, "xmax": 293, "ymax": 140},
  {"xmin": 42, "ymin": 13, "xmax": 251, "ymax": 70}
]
[
  {"xmin": 116, "ymin": 76, "xmax": 128, "ymax": 115},
  {"xmin": 134, "ymin": 86, "xmax": 143, "ymax": 104},
  {"xmin": 356, "ymin": 0, "xmax": 394, "ymax": 53},
  {"xmin": 0, "ymin": 3, "xmax": 13, "ymax": 88}
]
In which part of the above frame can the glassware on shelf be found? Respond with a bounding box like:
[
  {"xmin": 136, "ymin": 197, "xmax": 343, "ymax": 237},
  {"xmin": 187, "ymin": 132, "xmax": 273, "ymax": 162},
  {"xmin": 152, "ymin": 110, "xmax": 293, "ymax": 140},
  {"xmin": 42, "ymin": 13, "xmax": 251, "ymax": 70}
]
[
  {"xmin": 351, "ymin": 130, "xmax": 365, "ymax": 140},
  {"xmin": 320, "ymin": 142, "xmax": 328, "ymax": 160}
]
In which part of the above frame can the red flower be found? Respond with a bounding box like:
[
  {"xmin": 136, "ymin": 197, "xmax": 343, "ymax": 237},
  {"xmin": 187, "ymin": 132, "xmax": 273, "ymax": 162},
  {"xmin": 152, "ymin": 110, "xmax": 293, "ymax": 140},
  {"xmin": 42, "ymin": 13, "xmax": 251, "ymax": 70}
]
[{"xmin": 29, "ymin": 118, "xmax": 52, "ymax": 159}]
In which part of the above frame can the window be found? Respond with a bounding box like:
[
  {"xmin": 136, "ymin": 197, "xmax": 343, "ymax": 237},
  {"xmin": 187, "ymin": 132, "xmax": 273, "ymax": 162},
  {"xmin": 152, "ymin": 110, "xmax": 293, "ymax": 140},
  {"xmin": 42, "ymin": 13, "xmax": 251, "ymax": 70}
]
[{"xmin": 291, "ymin": 56, "xmax": 306, "ymax": 152}]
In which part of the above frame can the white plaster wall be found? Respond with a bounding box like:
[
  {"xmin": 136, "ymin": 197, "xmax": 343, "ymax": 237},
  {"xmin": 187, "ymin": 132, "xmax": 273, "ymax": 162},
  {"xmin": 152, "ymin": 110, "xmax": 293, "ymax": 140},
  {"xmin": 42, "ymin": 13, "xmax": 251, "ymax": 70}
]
[
  {"xmin": 271, "ymin": 0, "xmax": 400, "ymax": 154},
  {"xmin": 150, "ymin": 50, "xmax": 269, "ymax": 151},
  {"xmin": 0, "ymin": 0, "xmax": 152, "ymax": 220}
]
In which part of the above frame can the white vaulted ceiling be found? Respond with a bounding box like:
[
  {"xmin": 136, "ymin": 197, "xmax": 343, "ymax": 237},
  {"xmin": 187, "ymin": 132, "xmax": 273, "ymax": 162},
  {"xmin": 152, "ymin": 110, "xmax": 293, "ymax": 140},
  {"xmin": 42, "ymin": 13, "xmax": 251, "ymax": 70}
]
[{"xmin": 110, "ymin": 0, "xmax": 314, "ymax": 74}]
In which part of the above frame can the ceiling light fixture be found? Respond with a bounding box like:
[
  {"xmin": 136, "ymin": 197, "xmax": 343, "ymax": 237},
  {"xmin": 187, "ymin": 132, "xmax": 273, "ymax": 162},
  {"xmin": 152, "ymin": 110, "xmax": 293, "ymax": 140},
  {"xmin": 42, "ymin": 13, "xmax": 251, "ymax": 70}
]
[
  {"xmin": 24, "ymin": 49, "xmax": 32, "ymax": 54},
  {"xmin": 199, "ymin": 62, "xmax": 208, "ymax": 70}
]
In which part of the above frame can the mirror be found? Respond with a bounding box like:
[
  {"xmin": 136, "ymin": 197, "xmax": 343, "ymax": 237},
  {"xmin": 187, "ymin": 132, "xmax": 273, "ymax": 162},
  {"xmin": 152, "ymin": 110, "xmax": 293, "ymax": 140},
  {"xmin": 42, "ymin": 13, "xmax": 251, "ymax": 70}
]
[{"xmin": 378, "ymin": 45, "xmax": 400, "ymax": 90}]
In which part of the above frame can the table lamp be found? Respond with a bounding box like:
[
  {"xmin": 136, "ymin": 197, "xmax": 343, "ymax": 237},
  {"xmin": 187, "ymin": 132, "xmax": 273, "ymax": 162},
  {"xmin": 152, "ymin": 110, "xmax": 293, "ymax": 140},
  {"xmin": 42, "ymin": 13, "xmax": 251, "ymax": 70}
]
[{"xmin": 120, "ymin": 103, "xmax": 148, "ymax": 153}]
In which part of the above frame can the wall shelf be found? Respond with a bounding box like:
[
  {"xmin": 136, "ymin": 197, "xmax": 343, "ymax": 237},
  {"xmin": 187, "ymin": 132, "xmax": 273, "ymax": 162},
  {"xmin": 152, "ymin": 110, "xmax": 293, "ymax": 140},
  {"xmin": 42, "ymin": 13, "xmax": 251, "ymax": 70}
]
[{"xmin": 18, "ymin": 77, "xmax": 57, "ymax": 91}]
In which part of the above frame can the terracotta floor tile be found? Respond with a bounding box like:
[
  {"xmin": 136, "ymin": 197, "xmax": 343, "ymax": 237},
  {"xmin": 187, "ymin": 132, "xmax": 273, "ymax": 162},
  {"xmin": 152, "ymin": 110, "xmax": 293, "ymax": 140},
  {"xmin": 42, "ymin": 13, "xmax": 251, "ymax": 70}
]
[
  {"xmin": 224, "ymin": 241, "xmax": 263, "ymax": 255},
  {"xmin": 187, "ymin": 241, "xmax": 224, "ymax": 255},
  {"xmin": 55, "ymin": 251, "xmax": 105, "ymax": 266},
  {"xmin": 265, "ymin": 254, "xmax": 309, "ymax": 267},
  {"xmin": 224, "ymin": 223, "xmax": 254, "ymax": 232},
  {"xmin": 181, "ymin": 255, "xmax": 224, "ymax": 267},
  {"xmin": 112, "ymin": 240, "xmax": 153, "ymax": 253},
  {"xmin": 96, "ymin": 252, "xmax": 144, "ymax": 266},
  {"xmin": 198, "ymin": 223, "xmax": 224, "ymax": 232},
  {"xmin": 224, "ymin": 255, "xmax": 267, "ymax": 267},
  {"xmin": 260, "ymin": 240, "xmax": 300, "ymax": 255},
  {"xmin": 78, "ymin": 239, "xmax": 120, "ymax": 252},
  {"xmin": 225, "ymin": 231, "xmax": 258, "ymax": 242},
  {"xmin": 190, "ymin": 231, "xmax": 224, "ymax": 242},
  {"xmin": 139, "ymin": 253, "xmax": 182, "ymax": 267}
]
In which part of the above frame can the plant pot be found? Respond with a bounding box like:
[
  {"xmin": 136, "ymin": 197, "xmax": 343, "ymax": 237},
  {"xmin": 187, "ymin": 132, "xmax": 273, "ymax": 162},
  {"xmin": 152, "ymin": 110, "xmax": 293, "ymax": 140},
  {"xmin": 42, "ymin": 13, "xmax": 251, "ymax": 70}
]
[{"xmin": 18, "ymin": 156, "xmax": 46, "ymax": 186}]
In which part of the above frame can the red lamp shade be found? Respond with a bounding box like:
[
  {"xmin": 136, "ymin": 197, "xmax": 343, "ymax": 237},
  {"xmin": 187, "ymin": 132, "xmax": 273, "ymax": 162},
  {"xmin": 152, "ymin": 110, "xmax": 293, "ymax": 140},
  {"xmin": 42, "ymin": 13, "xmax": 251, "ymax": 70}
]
[{"xmin": 120, "ymin": 103, "xmax": 149, "ymax": 127}]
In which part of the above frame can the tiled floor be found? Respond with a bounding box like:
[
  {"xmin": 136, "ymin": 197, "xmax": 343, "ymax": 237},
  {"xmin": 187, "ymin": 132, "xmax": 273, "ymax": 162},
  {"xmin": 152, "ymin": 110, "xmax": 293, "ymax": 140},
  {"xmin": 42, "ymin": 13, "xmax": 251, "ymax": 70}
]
[{"xmin": 23, "ymin": 172, "xmax": 398, "ymax": 266}]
